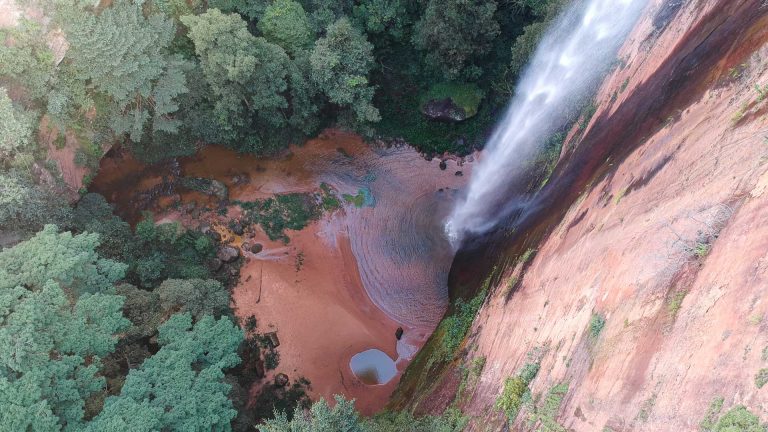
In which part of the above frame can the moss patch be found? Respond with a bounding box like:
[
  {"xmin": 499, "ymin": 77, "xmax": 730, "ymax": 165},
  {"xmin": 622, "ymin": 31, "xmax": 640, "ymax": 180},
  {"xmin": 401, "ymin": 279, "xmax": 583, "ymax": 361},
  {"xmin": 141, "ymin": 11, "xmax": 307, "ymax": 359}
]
[{"xmin": 421, "ymin": 82, "xmax": 485, "ymax": 118}]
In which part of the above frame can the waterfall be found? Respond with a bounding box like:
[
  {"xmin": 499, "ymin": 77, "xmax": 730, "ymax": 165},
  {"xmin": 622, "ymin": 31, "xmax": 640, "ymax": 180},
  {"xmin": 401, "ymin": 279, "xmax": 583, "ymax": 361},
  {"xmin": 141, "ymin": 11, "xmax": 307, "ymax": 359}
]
[{"xmin": 446, "ymin": 0, "xmax": 648, "ymax": 245}]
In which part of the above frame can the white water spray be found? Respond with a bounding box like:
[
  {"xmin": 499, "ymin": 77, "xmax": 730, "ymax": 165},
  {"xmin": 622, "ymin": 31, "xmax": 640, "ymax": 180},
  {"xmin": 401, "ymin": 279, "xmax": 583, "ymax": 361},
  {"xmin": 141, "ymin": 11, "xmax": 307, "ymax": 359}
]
[{"xmin": 446, "ymin": 0, "xmax": 647, "ymax": 244}]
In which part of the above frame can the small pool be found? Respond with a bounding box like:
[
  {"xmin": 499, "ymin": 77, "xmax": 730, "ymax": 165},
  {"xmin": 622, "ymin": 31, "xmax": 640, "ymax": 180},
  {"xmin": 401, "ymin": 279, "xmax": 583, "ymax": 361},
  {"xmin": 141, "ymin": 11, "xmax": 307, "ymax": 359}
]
[{"xmin": 349, "ymin": 349, "xmax": 397, "ymax": 385}]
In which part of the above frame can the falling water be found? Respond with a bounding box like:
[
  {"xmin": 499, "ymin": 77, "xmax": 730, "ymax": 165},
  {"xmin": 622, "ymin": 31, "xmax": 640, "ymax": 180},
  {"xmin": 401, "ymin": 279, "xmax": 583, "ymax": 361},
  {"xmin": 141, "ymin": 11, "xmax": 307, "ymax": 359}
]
[{"xmin": 446, "ymin": 0, "xmax": 648, "ymax": 244}]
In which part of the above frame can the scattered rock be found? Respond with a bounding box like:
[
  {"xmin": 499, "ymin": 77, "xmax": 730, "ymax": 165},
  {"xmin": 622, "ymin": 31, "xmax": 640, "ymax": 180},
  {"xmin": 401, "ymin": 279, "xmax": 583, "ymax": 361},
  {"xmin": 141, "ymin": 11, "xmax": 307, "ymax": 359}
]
[
  {"xmin": 217, "ymin": 245, "xmax": 240, "ymax": 263},
  {"xmin": 395, "ymin": 327, "xmax": 404, "ymax": 340},
  {"xmin": 274, "ymin": 373, "xmax": 289, "ymax": 387},
  {"xmin": 439, "ymin": 161, "xmax": 447, "ymax": 170},
  {"xmin": 251, "ymin": 243, "xmax": 263, "ymax": 254},
  {"xmin": 455, "ymin": 171, "xmax": 463, "ymax": 176},
  {"xmin": 421, "ymin": 98, "xmax": 467, "ymax": 122}
]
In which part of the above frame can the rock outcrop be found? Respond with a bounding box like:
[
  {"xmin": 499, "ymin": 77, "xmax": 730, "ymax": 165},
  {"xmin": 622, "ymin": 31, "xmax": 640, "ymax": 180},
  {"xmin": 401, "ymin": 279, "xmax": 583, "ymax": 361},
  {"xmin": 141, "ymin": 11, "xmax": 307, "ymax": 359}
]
[{"xmin": 394, "ymin": 0, "xmax": 768, "ymax": 430}]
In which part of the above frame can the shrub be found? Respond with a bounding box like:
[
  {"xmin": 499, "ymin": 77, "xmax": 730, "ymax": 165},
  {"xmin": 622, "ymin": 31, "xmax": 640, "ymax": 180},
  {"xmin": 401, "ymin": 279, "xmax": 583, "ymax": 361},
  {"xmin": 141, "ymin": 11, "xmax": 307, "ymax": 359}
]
[
  {"xmin": 712, "ymin": 405, "xmax": 765, "ymax": 432},
  {"xmin": 589, "ymin": 313, "xmax": 606, "ymax": 339},
  {"xmin": 442, "ymin": 289, "xmax": 487, "ymax": 356},
  {"xmin": 755, "ymin": 368, "xmax": 768, "ymax": 389},
  {"xmin": 495, "ymin": 362, "xmax": 540, "ymax": 422}
]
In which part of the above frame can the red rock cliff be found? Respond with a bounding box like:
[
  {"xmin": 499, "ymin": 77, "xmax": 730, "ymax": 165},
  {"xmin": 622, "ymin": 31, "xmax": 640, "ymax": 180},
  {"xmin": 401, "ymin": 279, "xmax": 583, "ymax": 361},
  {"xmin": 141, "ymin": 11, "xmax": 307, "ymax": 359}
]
[{"xmin": 395, "ymin": 0, "xmax": 768, "ymax": 430}]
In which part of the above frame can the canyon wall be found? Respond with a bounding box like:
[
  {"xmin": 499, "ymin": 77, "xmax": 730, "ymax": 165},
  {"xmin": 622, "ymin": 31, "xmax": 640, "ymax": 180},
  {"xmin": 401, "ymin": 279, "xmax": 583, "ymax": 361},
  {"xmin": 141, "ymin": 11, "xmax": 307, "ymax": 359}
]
[{"xmin": 397, "ymin": 0, "xmax": 768, "ymax": 430}]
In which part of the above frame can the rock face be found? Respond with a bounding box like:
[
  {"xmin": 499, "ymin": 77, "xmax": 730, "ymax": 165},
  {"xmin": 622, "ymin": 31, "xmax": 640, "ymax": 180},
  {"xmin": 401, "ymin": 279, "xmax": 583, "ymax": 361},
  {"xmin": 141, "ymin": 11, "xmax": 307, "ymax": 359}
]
[
  {"xmin": 216, "ymin": 246, "xmax": 240, "ymax": 263},
  {"xmin": 421, "ymin": 98, "xmax": 467, "ymax": 122},
  {"xmin": 394, "ymin": 0, "xmax": 768, "ymax": 430}
]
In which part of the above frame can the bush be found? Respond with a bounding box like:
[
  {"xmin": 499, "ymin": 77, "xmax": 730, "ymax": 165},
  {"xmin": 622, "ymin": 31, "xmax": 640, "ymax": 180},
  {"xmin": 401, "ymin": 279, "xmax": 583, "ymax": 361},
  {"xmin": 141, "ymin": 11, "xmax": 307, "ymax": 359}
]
[
  {"xmin": 712, "ymin": 405, "xmax": 765, "ymax": 432},
  {"xmin": 589, "ymin": 313, "xmax": 606, "ymax": 339},
  {"xmin": 495, "ymin": 362, "xmax": 539, "ymax": 422},
  {"xmin": 755, "ymin": 368, "xmax": 768, "ymax": 389},
  {"xmin": 441, "ymin": 289, "xmax": 487, "ymax": 356}
]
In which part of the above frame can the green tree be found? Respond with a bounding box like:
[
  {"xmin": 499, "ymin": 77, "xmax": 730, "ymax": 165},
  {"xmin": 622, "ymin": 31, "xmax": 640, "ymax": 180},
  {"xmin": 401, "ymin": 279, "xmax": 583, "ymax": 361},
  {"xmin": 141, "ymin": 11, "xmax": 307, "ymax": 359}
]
[
  {"xmin": 89, "ymin": 313, "xmax": 243, "ymax": 431},
  {"xmin": 0, "ymin": 172, "xmax": 72, "ymax": 236},
  {"xmin": 181, "ymin": 8, "xmax": 292, "ymax": 153},
  {"xmin": 207, "ymin": 0, "xmax": 270, "ymax": 21},
  {"xmin": 353, "ymin": 0, "xmax": 411, "ymax": 40},
  {"xmin": 0, "ymin": 19, "xmax": 55, "ymax": 102},
  {"xmin": 0, "ymin": 225, "xmax": 130, "ymax": 431},
  {"xmin": 261, "ymin": 395, "xmax": 365, "ymax": 432},
  {"xmin": 0, "ymin": 87, "xmax": 35, "ymax": 160},
  {"xmin": 156, "ymin": 278, "xmax": 231, "ymax": 320},
  {"xmin": 65, "ymin": 1, "xmax": 189, "ymax": 141},
  {"xmin": 310, "ymin": 18, "xmax": 380, "ymax": 124},
  {"xmin": 259, "ymin": 0, "xmax": 314, "ymax": 55},
  {"xmin": 412, "ymin": 0, "xmax": 500, "ymax": 79}
]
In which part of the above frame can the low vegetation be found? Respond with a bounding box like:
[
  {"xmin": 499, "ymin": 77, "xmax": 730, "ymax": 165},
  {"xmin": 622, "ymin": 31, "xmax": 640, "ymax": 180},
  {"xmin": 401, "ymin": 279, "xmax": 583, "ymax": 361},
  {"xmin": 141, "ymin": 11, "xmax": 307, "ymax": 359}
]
[
  {"xmin": 495, "ymin": 362, "xmax": 541, "ymax": 423},
  {"xmin": 528, "ymin": 382, "xmax": 569, "ymax": 431},
  {"xmin": 261, "ymin": 396, "xmax": 468, "ymax": 431},
  {"xmin": 440, "ymin": 288, "xmax": 488, "ymax": 360},
  {"xmin": 589, "ymin": 313, "xmax": 607, "ymax": 339},
  {"xmin": 237, "ymin": 193, "xmax": 322, "ymax": 242},
  {"xmin": 755, "ymin": 368, "xmax": 768, "ymax": 389}
]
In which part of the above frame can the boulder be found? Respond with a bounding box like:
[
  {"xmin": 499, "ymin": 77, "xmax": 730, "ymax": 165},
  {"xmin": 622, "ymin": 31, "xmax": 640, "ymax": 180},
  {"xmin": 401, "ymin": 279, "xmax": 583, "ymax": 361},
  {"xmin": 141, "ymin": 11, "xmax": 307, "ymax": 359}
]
[
  {"xmin": 395, "ymin": 327, "xmax": 404, "ymax": 340},
  {"xmin": 421, "ymin": 98, "xmax": 467, "ymax": 122},
  {"xmin": 274, "ymin": 373, "xmax": 289, "ymax": 387},
  {"xmin": 439, "ymin": 161, "xmax": 447, "ymax": 170},
  {"xmin": 217, "ymin": 245, "xmax": 240, "ymax": 263},
  {"xmin": 208, "ymin": 258, "xmax": 223, "ymax": 272},
  {"xmin": 250, "ymin": 243, "xmax": 263, "ymax": 254}
]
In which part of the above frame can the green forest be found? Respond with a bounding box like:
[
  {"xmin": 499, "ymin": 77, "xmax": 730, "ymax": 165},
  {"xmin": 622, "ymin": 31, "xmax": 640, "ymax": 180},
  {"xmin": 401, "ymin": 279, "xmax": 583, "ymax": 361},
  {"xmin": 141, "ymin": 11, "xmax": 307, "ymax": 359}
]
[{"xmin": 0, "ymin": 0, "xmax": 564, "ymax": 430}]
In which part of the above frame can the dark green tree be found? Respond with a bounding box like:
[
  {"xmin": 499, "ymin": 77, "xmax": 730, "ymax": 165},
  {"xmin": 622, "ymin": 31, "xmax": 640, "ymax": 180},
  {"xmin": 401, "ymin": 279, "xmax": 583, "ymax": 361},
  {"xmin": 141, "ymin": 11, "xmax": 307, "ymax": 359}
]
[
  {"xmin": 310, "ymin": 18, "xmax": 380, "ymax": 125},
  {"xmin": 181, "ymin": 8, "xmax": 292, "ymax": 153},
  {"xmin": 412, "ymin": 0, "xmax": 500, "ymax": 80},
  {"xmin": 353, "ymin": 0, "xmax": 411, "ymax": 40},
  {"xmin": 0, "ymin": 87, "xmax": 35, "ymax": 162},
  {"xmin": 88, "ymin": 312, "xmax": 243, "ymax": 431},
  {"xmin": 258, "ymin": 0, "xmax": 315, "ymax": 55},
  {"xmin": 156, "ymin": 278, "xmax": 231, "ymax": 320}
]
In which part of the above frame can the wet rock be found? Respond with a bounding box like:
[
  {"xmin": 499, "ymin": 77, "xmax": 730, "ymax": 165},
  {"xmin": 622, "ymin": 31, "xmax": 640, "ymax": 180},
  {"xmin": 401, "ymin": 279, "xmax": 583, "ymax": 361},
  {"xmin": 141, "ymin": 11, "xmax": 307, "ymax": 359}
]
[
  {"xmin": 455, "ymin": 171, "xmax": 463, "ymax": 176},
  {"xmin": 206, "ymin": 230, "xmax": 222, "ymax": 243},
  {"xmin": 180, "ymin": 177, "xmax": 228, "ymax": 200},
  {"xmin": 421, "ymin": 98, "xmax": 467, "ymax": 122},
  {"xmin": 439, "ymin": 161, "xmax": 447, "ymax": 170},
  {"xmin": 251, "ymin": 243, "xmax": 263, "ymax": 254},
  {"xmin": 274, "ymin": 373, "xmax": 289, "ymax": 387},
  {"xmin": 217, "ymin": 245, "xmax": 240, "ymax": 263},
  {"xmin": 395, "ymin": 327, "xmax": 404, "ymax": 340},
  {"xmin": 208, "ymin": 258, "xmax": 223, "ymax": 272},
  {"xmin": 230, "ymin": 221, "xmax": 244, "ymax": 236}
]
